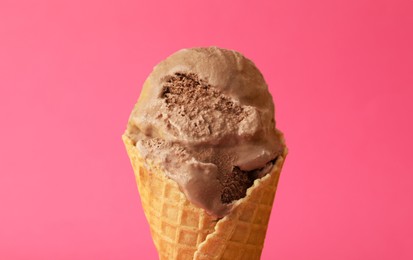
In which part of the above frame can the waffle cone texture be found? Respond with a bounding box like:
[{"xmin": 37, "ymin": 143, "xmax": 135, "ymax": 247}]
[{"xmin": 123, "ymin": 134, "xmax": 287, "ymax": 260}]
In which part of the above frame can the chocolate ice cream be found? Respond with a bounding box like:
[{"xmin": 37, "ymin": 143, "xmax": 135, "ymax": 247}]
[{"xmin": 125, "ymin": 47, "xmax": 284, "ymax": 218}]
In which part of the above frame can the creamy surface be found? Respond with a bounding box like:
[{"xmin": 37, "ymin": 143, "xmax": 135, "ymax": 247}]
[{"xmin": 125, "ymin": 47, "xmax": 283, "ymax": 218}]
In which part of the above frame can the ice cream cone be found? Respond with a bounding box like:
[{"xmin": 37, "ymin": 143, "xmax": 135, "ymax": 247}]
[{"xmin": 123, "ymin": 134, "xmax": 287, "ymax": 260}]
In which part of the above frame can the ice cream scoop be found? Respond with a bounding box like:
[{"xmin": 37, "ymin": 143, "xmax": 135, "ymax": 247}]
[{"xmin": 125, "ymin": 47, "xmax": 284, "ymax": 218}]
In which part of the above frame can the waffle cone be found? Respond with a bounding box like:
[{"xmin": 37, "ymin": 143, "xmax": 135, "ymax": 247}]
[{"xmin": 123, "ymin": 134, "xmax": 287, "ymax": 260}]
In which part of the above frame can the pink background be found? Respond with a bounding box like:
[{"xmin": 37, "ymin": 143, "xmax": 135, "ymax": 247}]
[{"xmin": 1, "ymin": 0, "xmax": 412, "ymax": 259}]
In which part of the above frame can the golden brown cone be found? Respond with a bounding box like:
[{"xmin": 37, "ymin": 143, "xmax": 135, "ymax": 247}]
[{"xmin": 123, "ymin": 134, "xmax": 287, "ymax": 260}]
